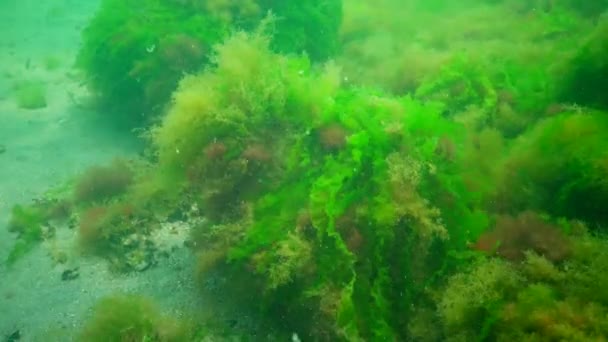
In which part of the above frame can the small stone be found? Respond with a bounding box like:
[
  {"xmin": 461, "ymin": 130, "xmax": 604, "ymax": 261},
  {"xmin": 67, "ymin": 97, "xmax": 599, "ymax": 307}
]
[
  {"xmin": 0, "ymin": 145, "xmax": 6, "ymax": 154},
  {"xmin": 61, "ymin": 267, "xmax": 80, "ymax": 281},
  {"xmin": 6, "ymin": 329, "xmax": 20, "ymax": 342}
]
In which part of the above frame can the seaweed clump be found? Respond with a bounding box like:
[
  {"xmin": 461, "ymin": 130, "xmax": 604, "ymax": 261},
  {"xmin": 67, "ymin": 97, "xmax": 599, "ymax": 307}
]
[
  {"xmin": 556, "ymin": 19, "xmax": 608, "ymax": 110},
  {"xmin": 76, "ymin": 0, "xmax": 227, "ymax": 123},
  {"xmin": 79, "ymin": 295, "xmax": 191, "ymax": 341},
  {"xmin": 74, "ymin": 198, "xmax": 158, "ymax": 272},
  {"xmin": 429, "ymin": 228, "xmax": 608, "ymax": 341},
  {"xmin": 77, "ymin": 0, "xmax": 341, "ymax": 125},
  {"xmin": 6, "ymin": 205, "xmax": 47, "ymax": 265},
  {"xmin": 6, "ymin": 197, "xmax": 73, "ymax": 266},
  {"xmin": 496, "ymin": 111, "xmax": 608, "ymax": 227},
  {"xmin": 69, "ymin": 159, "xmax": 160, "ymax": 272},
  {"xmin": 13, "ymin": 80, "xmax": 47, "ymax": 110},
  {"xmin": 73, "ymin": 159, "xmax": 134, "ymax": 204},
  {"xmin": 472, "ymin": 211, "xmax": 571, "ymax": 262},
  {"xmin": 149, "ymin": 28, "xmax": 487, "ymax": 340}
]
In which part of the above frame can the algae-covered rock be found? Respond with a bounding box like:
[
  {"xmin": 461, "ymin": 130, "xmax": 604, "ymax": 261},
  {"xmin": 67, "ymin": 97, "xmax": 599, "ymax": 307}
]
[
  {"xmin": 77, "ymin": 0, "xmax": 341, "ymax": 125},
  {"xmin": 76, "ymin": 0, "xmax": 227, "ymax": 123}
]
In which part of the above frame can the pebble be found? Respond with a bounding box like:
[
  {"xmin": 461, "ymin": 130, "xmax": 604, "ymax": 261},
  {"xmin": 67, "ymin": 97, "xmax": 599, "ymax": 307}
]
[
  {"xmin": 0, "ymin": 144, "xmax": 6, "ymax": 154},
  {"xmin": 6, "ymin": 330, "xmax": 20, "ymax": 342},
  {"xmin": 61, "ymin": 267, "xmax": 80, "ymax": 281}
]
